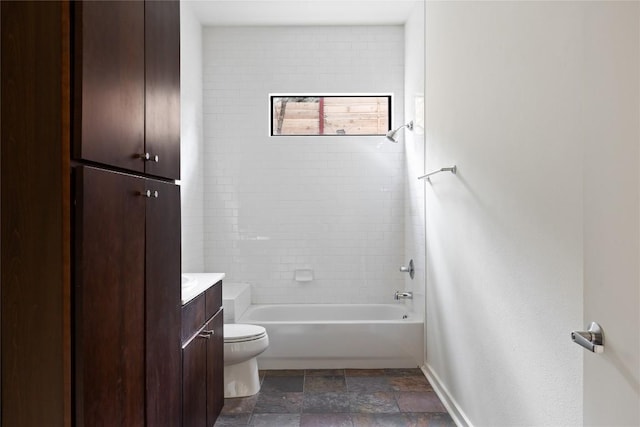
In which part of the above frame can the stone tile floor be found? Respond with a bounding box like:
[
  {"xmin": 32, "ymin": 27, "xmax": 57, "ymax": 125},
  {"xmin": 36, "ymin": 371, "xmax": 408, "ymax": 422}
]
[{"xmin": 214, "ymin": 368, "xmax": 455, "ymax": 427}]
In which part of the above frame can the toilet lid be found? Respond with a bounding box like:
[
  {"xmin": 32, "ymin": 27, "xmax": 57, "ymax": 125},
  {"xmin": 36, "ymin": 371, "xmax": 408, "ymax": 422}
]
[{"xmin": 224, "ymin": 324, "xmax": 267, "ymax": 343}]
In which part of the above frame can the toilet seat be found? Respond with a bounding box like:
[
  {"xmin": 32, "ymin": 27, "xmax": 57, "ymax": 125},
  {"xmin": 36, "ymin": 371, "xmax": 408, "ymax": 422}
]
[{"xmin": 224, "ymin": 324, "xmax": 267, "ymax": 343}]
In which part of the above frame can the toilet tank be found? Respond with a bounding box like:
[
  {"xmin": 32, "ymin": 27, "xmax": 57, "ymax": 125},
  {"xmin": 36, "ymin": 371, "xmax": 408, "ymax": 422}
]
[{"xmin": 222, "ymin": 283, "xmax": 251, "ymax": 323}]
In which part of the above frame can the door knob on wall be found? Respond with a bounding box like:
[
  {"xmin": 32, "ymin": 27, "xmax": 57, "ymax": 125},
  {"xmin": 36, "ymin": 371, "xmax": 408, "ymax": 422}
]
[
  {"xmin": 399, "ymin": 259, "xmax": 415, "ymax": 279},
  {"xmin": 571, "ymin": 322, "xmax": 604, "ymax": 353}
]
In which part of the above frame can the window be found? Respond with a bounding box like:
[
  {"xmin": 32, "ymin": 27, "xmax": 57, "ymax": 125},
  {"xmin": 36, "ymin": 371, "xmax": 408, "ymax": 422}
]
[{"xmin": 270, "ymin": 95, "xmax": 391, "ymax": 136}]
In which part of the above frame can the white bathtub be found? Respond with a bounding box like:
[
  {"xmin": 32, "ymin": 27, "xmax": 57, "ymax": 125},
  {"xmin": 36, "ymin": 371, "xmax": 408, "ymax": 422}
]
[{"xmin": 237, "ymin": 304, "xmax": 424, "ymax": 370}]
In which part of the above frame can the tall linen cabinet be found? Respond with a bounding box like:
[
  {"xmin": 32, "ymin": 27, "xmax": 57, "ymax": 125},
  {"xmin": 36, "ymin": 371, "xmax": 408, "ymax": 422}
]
[{"xmin": 1, "ymin": 1, "xmax": 183, "ymax": 426}]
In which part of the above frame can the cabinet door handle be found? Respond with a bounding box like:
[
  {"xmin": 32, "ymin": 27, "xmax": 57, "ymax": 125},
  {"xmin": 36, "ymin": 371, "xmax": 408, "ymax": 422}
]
[
  {"xmin": 139, "ymin": 152, "xmax": 159, "ymax": 162},
  {"xmin": 198, "ymin": 330, "xmax": 213, "ymax": 339},
  {"xmin": 138, "ymin": 190, "xmax": 159, "ymax": 198},
  {"xmin": 203, "ymin": 329, "xmax": 214, "ymax": 335}
]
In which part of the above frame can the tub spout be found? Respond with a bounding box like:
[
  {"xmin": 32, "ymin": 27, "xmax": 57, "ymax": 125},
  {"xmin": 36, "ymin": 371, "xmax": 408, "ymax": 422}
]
[{"xmin": 394, "ymin": 291, "xmax": 413, "ymax": 300}]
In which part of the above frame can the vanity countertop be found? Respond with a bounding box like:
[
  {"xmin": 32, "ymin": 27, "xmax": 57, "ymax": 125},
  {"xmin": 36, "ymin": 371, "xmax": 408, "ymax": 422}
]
[{"xmin": 181, "ymin": 272, "xmax": 225, "ymax": 305}]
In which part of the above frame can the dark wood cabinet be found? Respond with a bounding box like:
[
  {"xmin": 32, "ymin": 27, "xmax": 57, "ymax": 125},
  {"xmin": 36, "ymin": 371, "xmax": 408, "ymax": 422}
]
[
  {"xmin": 182, "ymin": 295, "xmax": 207, "ymax": 427},
  {"xmin": 145, "ymin": 179, "xmax": 182, "ymax": 426},
  {"xmin": 182, "ymin": 282, "xmax": 224, "ymax": 427},
  {"xmin": 1, "ymin": 2, "xmax": 71, "ymax": 424},
  {"xmin": 183, "ymin": 331, "xmax": 207, "ymax": 427},
  {"xmin": 74, "ymin": 167, "xmax": 146, "ymax": 426},
  {"xmin": 206, "ymin": 311, "xmax": 225, "ymax": 426},
  {"xmin": 75, "ymin": 166, "xmax": 182, "ymax": 426},
  {"xmin": 1, "ymin": 2, "xmax": 184, "ymax": 425},
  {"xmin": 73, "ymin": 1, "xmax": 146, "ymax": 174},
  {"xmin": 145, "ymin": 0, "xmax": 181, "ymax": 180},
  {"xmin": 74, "ymin": 0, "xmax": 180, "ymax": 180}
]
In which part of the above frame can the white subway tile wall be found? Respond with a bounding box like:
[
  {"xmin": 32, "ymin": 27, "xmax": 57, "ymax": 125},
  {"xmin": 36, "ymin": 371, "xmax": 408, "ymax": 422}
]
[{"xmin": 202, "ymin": 26, "xmax": 406, "ymax": 304}]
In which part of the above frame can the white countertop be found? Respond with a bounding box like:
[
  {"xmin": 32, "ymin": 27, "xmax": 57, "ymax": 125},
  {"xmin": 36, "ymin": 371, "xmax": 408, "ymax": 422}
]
[{"xmin": 181, "ymin": 272, "xmax": 225, "ymax": 305}]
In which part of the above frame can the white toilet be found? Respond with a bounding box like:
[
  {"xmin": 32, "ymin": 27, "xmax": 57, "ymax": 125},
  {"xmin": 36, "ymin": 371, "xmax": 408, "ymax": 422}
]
[{"xmin": 223, "ymin": 323, "xmax": 269, "ymax": 398}]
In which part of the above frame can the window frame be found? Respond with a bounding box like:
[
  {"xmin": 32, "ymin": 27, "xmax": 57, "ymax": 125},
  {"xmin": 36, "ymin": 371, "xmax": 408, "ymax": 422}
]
[{"xmin": 269, "ymin": 93, "xmax": 393, "ymax": 137}]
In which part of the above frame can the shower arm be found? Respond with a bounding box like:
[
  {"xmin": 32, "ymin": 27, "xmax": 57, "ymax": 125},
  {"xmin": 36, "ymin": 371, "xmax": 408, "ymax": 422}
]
[{"xmin": 417, "ymin": 165, "xmax": 457, "ymax": 180}]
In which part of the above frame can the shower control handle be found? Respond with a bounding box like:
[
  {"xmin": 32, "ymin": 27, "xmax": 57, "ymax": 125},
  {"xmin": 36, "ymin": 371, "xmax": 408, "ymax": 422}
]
[
  {"xmin": 394, "ymin": 291, "xmax": 413, "ymax": 300},
  {"xmin": 399, "ymin": 259, "xmax": 415, "ymax": 279}
]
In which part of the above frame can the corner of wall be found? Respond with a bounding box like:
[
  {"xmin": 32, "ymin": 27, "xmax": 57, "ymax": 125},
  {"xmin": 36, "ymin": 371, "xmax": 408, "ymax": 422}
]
[
  {"xmin": 180, "ymin": 1, "xmax": 205, "ymax": 273},
  {"xmin": 422, "ymin": 363, "xmax": 473, "ymax": 427},
  {"xmin": 403, "ymin": 0, "xmax": 426, "ymax": 334}
]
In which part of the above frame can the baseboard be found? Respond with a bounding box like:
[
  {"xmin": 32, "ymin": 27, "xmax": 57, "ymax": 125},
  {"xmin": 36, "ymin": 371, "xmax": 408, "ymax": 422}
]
[{"xmin": 421, "ymin": 363, "xmax": 473, "ymax": 427}]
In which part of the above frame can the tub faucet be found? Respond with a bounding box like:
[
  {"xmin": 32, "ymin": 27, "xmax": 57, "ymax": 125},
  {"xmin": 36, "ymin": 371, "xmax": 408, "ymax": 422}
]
[{"xmin": 394, "ymin": 291, "xmax": 413, "ymax": 300}]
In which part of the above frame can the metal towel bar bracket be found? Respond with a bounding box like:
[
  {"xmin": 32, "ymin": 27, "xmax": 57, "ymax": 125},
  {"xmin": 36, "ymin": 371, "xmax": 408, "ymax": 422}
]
[{"xmin": 418, "ymin": 165, "xmax": 457, "ymax": 180}]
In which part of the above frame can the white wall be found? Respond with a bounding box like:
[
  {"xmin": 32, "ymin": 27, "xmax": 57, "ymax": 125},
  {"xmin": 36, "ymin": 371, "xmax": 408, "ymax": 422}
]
[
  {"xmin": 404, "ymin": 1, "xmax": 426, "ymax": 318},
  {"xmin": 424, "ymin": 2, "xmax": 585, "ymax": 425},
  {"xmin": 582, "ymin": 3, "xmax": 640, "ymax": 425},
  {"xmin": 180, "ymin": 2, "xmax": 205, "ymax": 273},
  {"xmin": 202, "ymin": 26, "xmax": 406, "ymax": 304}
]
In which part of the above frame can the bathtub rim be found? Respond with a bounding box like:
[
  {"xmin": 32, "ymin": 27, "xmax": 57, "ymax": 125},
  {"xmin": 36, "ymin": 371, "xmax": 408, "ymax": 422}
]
[{"xmin": 237, "ymin": 302, "xmax": 423, "ymax": 325}]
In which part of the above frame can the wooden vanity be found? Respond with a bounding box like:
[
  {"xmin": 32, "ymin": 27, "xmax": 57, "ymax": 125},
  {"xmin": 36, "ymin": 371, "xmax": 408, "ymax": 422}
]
[
  {"xmin": 182, "ymin": 278, "xmax": 224, "ymax": 426},
  {"xmin": 1, "ymin": 2, "xmax": 225, "ymax": 425}
]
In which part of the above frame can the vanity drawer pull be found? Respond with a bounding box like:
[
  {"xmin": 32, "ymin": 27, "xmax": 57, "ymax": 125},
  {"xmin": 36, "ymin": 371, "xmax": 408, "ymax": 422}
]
[{"xmin": 198, "ymin": 330, "xmax": 215, "ymax": 339}]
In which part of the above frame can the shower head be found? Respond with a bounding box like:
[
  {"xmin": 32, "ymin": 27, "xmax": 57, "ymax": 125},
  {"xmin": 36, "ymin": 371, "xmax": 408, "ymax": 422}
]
[{"xmin": 386, "ymin": 120, "xmax": 414, "ymax": 143}]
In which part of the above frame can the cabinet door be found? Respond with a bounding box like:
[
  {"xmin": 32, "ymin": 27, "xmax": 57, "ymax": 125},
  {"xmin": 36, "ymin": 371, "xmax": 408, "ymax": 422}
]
[
  {"xmin": 145, "ymin": 0, "xmax": 180, "ymax": 180},
  {"xmin": 206, "ymin": 311, "xmax": 225, "ymax": 426},
  {"xmin": 74, "ymin": 0, "xmax": 180, "ymax": 179},
  {"xmin": 73, "ymin": 1, "xmax": 144, "ymax": 172},
  {"xmin": 183, "ymin": 336, "xmax": 208, "ymax": 427},
  {"xmin": 74, "ymin": 166, "xmax": 145, "ymax": 426},
  {"xmin": 73, "ymin": 1, "xmax": 145, "ymax": 173},
  {"xmin": 146, "ymin": 180, "xmax": 182, "ymax": 426}
]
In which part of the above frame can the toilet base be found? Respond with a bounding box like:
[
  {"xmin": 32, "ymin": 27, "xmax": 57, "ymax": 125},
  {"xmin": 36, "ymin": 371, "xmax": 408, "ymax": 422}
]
[{"xmin": 224, "ymin": 357, "xmax": 261, "ymax": 398}]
